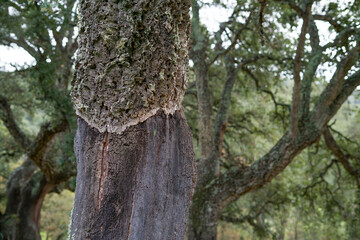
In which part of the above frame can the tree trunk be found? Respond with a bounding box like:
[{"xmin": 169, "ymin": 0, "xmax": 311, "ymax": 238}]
[
  {"xmin": 69, "ymin": 0, "xmax": 196, "ymax": 239},
  {"xmin": 277, "ymin": 218, "xmax": 287, "ymax": 240},
  {"xmin": 70, "ymin": 111, "xmax": 195, "ymax": 239},
  {"xmin": 187, "ymin": 199, "xmax": 219, "ymax": 240},
  {"xmin": 1, "ymin": 160, "xmax": 54, "ymax": 240}
]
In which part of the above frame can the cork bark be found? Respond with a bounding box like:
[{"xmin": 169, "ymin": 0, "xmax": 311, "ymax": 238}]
[
  {"xmin": 70, "ymin": 0, "xmax": 196, "ymax": 239},
  {"xmin": 72, "ymin": 0, "xmax": 191, "ymax": 133}
]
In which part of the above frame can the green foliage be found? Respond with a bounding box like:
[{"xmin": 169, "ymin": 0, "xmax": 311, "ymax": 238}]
[
  {"xmin": 0, "ymin": 0, "xmax": 359, "ymax": 238},
  {"xmin": 41, "ymin": 190, "xmax": 75, "ymax": 240},
  {"xmin": 0, "ymin": 0, "xmax": 78, "ymax": 237},
  {"xmin": 213, "ymin": 80, "xmax": 360, "ymax": 239},
  {"xmin": 186, "ymin": 0, "xmax": 360, "ymax": 238}
]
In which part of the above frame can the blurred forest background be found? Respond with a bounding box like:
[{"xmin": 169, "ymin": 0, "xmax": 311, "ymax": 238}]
[{"xmin": 0, "ymin": 0, "xmax": 359, "ymax": 239}]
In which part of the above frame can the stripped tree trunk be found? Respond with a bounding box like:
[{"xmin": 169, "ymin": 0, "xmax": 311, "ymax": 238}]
[{"xmin": 69, "ymin": 0, "xmax": 196, "ymax": 239}]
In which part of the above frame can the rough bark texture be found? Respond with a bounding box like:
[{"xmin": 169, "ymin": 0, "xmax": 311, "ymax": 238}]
[
  {"xmin": 72, "ymin": 0, "xmax": 191, "ymax": 133},
  {"xmin": 70, "ymin": 0, "xmax": 195, "ymax": 238},
  {"xmin": 70, "ymin": 110, "xmax": 196, "ymax": 239},
  {"xmin": 188, "ymin": 54, "xmax": 237, "ymax": 240}
]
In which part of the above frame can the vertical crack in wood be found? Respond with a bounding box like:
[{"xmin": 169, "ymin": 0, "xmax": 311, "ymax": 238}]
[
  {"xmin": 97, "ymin": 132, "xmax": 109, "ymax": 210},
  {"xmin": 71, "ymin": 112, "xmax": 195, "ymax": 239}
]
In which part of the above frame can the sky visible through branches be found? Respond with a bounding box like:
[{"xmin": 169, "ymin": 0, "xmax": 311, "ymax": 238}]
[{"xmin": 0, "ymin": 0, "xmax": 348, "ymax": 83}]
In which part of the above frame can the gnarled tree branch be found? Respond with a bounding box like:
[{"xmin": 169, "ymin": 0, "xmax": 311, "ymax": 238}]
[
  {"xmin": 313, "ymin": 14, "xmax": 342, "ymax": 32},
  {"xmin": 209, "ymin": 10, "xmax": 255, "ymax": 67},
  {"xmin": 213, "ymin": 55, "xmax": 237, "ymax": 158},
  {"xmin": 0, "ymin": 94, "xmax": 31, "ymax": 150},
  {"xmin": 323, "ymin": 127, "xmax": 360, "ymax": 188},
  {"xmin": 290, "ymin": 1, "xmax": 313, "ymax": 139},
  {"xmin": 313, "ymin": 44, "xmax": 360, "ymax": 127},
  {"xmin": 299, "ymin": 20, "xmax": 322, "ymax": 121},
  {"xmin": 206, "ymin": 68, "xmax": 360, "ymax": 210},
  {"xmin": 28, "ymin": 116, "xmax": 68, "ymax": 181}
]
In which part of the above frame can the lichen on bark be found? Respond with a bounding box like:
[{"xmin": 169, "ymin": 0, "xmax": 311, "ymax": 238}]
[{"xmin": 71, "ymin": 0, "xmax": 191, "ymax": 133}]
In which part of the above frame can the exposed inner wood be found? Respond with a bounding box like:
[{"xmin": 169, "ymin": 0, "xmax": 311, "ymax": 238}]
[
  {"xmin": 70, "ymin": 109, "xmax": 196, "ymax": 239},
  {"xmin": 97, "ymin": 132, "xmax": 109, "ymax": 209}
]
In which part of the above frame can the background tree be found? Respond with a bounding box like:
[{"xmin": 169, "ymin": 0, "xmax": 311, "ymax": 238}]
[
  {"xmin": 0, "ymin": 0, "xmax": 77, "ymax": 239},
  {"xmin": 68, "ymin": 0, "xmax": 196, "ymax": 239},
  {"xmin": 186, "ymin": 0, "xmax": 360, "ymax": 238}
]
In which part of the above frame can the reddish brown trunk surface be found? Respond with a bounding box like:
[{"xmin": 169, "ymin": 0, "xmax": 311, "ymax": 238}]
[{"xmin": 70, "ymin": 110, "xmax": 196, "ymax": 239}]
